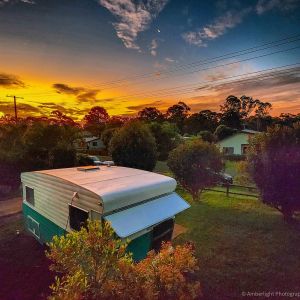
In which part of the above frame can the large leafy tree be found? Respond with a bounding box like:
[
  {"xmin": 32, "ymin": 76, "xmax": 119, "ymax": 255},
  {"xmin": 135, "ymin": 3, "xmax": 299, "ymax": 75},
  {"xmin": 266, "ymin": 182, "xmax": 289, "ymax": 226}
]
[
  {"xmin": 220, "ymin": 95, "xmax": 271, "ymax": 129},
  {"xmin": 214, "ymin": 125, "xmax": 236, "ymax": 141},
  {"xmin": 47, "ymin": 220, "xmax": 201, "ymax": 300},
  {"xmin": 148, "ymin": 121, "xmax": 179, "ymax": 160},
  {"xmin": 168, "ymin": 140, "xmax": 223, "ymax": 200},
  {"xmin": 110, "ymin": 121, "xmax": 157, "ymax": 171},
  {"xmin": 247, "ymin": 124, "xmax": 300, "ymax": 222},
  {"xmin": 184, "ymin": 110, "xmax": 220, "ymax": 135},
  {"xmin": 138, "ymin": 107, "xmax": 164, "ymax": 122},
  {"xmin": 83, "ymin": 106, "xmax": 110, "ymax": 136},
  {"xmin": 165, "ymin": 102, "xmax": 190, "ymax": 133}
]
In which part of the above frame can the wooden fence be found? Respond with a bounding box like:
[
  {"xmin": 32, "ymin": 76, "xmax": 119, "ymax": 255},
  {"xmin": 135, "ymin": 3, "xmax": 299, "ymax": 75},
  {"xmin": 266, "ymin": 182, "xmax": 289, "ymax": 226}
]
[{"xmin": 204, "ymin": 184, "xmax": 259, "ymax": 198}]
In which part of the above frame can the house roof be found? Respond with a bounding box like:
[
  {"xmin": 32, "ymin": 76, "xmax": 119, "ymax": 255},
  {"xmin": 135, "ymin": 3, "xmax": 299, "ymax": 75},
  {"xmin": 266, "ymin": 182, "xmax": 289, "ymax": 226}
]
[
  {"xmin": 32, "ymin": 166, "xmax": 177, "ymax": 213},
  {"xmin": 84, "ymin": 136, "xmax": 101, "ymax": 143},
  {"xmin": 241, "ymin": 129, "xmax": 260, "ymax": 134}
]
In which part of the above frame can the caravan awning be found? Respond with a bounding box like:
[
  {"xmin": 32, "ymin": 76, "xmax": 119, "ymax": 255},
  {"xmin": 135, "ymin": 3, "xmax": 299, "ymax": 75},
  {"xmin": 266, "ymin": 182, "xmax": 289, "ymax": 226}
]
[{"xmin": 104, "ymin": 193, "xmax": 190, "ymax": 238}]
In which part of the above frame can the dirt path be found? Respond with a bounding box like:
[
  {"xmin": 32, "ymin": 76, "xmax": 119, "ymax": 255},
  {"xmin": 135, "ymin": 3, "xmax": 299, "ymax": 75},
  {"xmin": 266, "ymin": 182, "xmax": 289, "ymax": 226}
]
[{"xmin": 0, "ymin": 197, "xmax": 22, "ymax": 217}]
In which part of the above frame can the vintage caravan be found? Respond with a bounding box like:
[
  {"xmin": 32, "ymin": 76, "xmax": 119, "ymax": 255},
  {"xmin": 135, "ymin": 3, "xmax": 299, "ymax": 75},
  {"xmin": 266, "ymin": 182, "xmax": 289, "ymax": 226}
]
[{"xmin": 21, "ymin": 165, "xmax": 190, "ymax": 260}]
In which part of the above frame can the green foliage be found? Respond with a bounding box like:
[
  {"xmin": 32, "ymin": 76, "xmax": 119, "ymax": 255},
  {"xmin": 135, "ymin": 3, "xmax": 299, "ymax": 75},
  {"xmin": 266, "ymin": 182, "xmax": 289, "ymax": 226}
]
[
  {"xmin": 0, "ymin": 121, "xmax": 79, "ymax": 193},
  {"xmin": 198, "ymin": 130, "xmax": 215, "ymax": 143},
  {"xmin": 214, "ymin": 125, "xmax": 236, "ymax": 141},
  {"xmin": 148, "ymin": 121, "xmax": 179, "ymax": 160},
  {"xmin": 101, "ymin": 127, "xmax": 118, "ymax": 150},
  {"xmin": 166, "ymin": 102, "xmax": 190, "ymax": 133},
  {"xmin": 46, "ymin": 220, "xmax": 201, "ymax": 300},
  {"xmin": 247, "ymin": 123, "xmax": 300, "ymax": 221},
  {"xmin": 168, "ymin": 140, "xmax": 223, "ymax": 200},
  {"xmin": 183, "ymin": 110, "xmax": 219, "ymax": 135},
  {"xmin": 138, "ymin": 107, "xmax": 164, "ymax": 122},
  {"xmin": 110, "ymin": 121, "xmax": 157, "ymax": 171},
  {"xmin": 234, "ymin": 161, "xmax": 253, "ymax": 185}
]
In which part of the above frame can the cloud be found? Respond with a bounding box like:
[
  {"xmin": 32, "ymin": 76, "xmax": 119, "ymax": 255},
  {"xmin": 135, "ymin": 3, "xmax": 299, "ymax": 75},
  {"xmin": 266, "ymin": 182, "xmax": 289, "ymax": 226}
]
[
  {"xmin": 150, "ymin": 39, "xmax": 158, "ymax": 56},
  {"xmin": 0, "ymin": 73, "xmax": 25, "ymax": 88},
  {"xmin": 52, "ymin": 83, "xmax": 100, "ymax": 103},
  {"xmin": 256, "ymin": 0, "xmax": 300, "ymax": 14},
  {"xmin": 165, "ymin": 57, "xmax": 175, "ymax": 63},
  {"xmin": 126, "ymin": 100, "xmax": 163, "ymax": 111},
  {"xmin": 99, "ymin": 0, "xmax": 168, "ymax": 50},
  {"xmin": 0, "ymin": 0, "xmax": 35, "ymax": 6},
  {"xmin": 0, "ymin": 102, "xmax": 40, "ymax": 116},
  {"xmin": 182, "ymin": 8, "xmax": 251, "ymax": 47}
]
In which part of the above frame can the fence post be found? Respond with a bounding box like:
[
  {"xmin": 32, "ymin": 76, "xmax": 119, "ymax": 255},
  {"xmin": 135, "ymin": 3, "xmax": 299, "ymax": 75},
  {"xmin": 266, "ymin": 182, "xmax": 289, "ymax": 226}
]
[{"xmin": 226, "ymin": 184, "xmax": 229, "ymax": 197}]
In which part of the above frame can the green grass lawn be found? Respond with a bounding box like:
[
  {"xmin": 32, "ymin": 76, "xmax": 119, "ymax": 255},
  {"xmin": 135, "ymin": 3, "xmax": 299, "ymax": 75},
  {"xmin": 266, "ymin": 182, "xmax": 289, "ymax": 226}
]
[{"xmin": 174, "ymin": 188, "xmax": 300, "ymax": 300}]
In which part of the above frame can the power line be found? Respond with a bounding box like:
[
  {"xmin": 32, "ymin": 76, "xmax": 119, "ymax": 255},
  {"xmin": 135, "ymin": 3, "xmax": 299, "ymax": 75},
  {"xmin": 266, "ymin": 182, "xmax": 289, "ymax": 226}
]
[
  {"xmin": 18, "ymin": 44, "xmax": 300, "ymax": 99},
  {"xmin": 99, "ymin": 63, "xmax": 300, "ymax": 101},
  {"xmin": 89, "ymin": 33, "xmax": 300, "ymax": 89}
]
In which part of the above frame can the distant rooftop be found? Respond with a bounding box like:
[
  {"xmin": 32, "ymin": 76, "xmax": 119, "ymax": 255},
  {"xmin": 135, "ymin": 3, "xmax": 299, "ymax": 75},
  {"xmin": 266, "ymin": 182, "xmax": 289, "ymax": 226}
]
[{"xmin": 241, "ymin": 129, "xmax": 260, "ymax": 134}]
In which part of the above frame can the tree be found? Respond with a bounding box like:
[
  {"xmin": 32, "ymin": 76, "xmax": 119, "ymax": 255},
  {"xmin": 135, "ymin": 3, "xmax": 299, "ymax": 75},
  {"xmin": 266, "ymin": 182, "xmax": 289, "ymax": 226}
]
[
  {"xmin": 138, "ymin": 107, "xmax": 164, "ymax": 122},
  {"xmin": 214, "ymin": 125, "xmax": 236, "ymax": 141},
  {"xmin": 83, "ymin": 106, "xmax": 110, "ymax": 136},
  {"xmin": 183, "ymin": 110, "xmax": 219, "ymax": 135},
  {"xmin": 110, "ymin": 121, "xmax": 157, "ymax": 171},
  {"xmin": 220, "ymin": 95, "xmax": 271, "ymax": 129},
  {"xmin": 50, "ymin": 110, "xmax": 78, "ymax": 127},
  {"xmin": 101, "ymin": 127, "xmax": 118, "ymax": 150},
  {"xmin": 168, "ymin": 140, "xmax": 223, "ymax": 200},
  {"xmin": 198, "ymin": 130, "xmax": 215, "ymax": 143},
  {"xmin": 46, "ymin": 220, "xmax": 201, "ymax": 300},
  {"xmin": 148, "ymin": 122, "xmax": 179, "ymax": 160},
  {"xmin": 165, "ymin": 102, "xmax": 190, "ymax": 132},
  {"xmin": 247, "ymin": 124, "xmax": 300, "ymax": 222}
]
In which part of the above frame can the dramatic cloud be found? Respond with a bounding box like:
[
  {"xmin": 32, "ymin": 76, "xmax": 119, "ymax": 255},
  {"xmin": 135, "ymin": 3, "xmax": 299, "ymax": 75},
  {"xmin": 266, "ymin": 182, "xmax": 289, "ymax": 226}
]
[
  {"xmin": 256, "ymin": 0, "xmax": 300, "ymax": 14},
  {"xmin": 52, "ymin": 83, "xmax": 100, "ymax": 103},
  {"xmin": 0, "ymin": 73, "xmax": 25, "ymax": 88},
  {"xmin": 126, "ymin": 100, "xmax": 163, "ymax": 111},
  {"xmin": 150, "ymin": 39, "xmax": 158, "ymax": 56},
  {"xmin": 99, "ymin": 0, "xmax": 168, "ymax": 50},
  {"xmin": 0, "ymin": 102, "xmax": 40, "ymax": 116},
  {"xmin": 182, "ymin": 8, "xmax": 251, "ymax": 47}
]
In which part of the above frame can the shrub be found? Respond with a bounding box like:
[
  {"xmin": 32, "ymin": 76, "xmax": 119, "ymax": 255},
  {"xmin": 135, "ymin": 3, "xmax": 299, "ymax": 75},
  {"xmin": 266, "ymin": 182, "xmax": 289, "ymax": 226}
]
[
  {"xmin": 51, "ymin": 146, "xmax": 76, "ymax": 169},
  {"xmin": 168, "ymin": 140, "xmax": 223, "ymax": 200},
  {"xmin": 101, "ymin": 127, "xmax": 118, "ymax": 150},
  {"xmin": 198, "ymin": 130, "xmax": 215, "ymax": 143},
  {"xmin": 110, "ymin": 121, "xmax": 157, "ymax": 171},
  {"xmin": 46, "ymin": 220, "xmax": 201, "ymax": 300},
  {"xmin": 247, "ymin": 123, "xmax": 300, "ymax": 222},
  {"xmin": 214, "ymin": 125, "xmax": 236, "ymax": 141}
]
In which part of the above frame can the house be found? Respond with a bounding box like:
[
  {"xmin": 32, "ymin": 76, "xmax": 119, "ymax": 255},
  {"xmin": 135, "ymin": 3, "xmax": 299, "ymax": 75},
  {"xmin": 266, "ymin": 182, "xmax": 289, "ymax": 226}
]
[
  {"xmin": 75, "ymin": 136, "xmax": 105, "ymax": 151},
  {"xmin": 21, "ymin": 166, "xmax": 190, "ymax": 261},
  {"xmin": 217, "ymin": 129, "xmax": 259, "ymax": 155}
]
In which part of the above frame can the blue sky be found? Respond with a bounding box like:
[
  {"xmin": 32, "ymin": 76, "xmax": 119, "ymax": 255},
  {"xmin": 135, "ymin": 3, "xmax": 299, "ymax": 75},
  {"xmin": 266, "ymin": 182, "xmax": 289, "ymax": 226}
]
[{"xmin": 0, "ymin": 0, "xmax": 300, "ymax": 118}]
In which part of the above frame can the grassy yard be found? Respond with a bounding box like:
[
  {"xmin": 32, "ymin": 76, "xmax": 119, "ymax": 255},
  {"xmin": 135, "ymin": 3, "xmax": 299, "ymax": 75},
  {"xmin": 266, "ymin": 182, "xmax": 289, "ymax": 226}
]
[{"xmin": 175, "ymin": 188, "xmax": 300, "ymax": 300}]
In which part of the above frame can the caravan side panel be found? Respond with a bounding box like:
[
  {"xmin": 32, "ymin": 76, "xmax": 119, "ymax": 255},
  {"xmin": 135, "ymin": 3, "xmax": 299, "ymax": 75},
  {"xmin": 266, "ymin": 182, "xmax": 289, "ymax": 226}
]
[{"xmin": 21, "ymin": 172, "xmax": 102, "ymax": 243}]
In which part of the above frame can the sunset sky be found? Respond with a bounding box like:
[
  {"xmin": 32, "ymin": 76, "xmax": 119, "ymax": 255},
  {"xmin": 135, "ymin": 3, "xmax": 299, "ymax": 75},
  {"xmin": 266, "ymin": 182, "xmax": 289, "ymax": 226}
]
[{"xmin": 0, "ymin": 0, "xmax": 300, "ymax": 119}]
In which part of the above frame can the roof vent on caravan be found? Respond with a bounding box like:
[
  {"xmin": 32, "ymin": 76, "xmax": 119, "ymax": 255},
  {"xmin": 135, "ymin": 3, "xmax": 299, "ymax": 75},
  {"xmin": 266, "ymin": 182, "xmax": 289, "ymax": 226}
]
[{"xmin": 77, "ymin": 166, "xmax": 100, "ymax": 172}]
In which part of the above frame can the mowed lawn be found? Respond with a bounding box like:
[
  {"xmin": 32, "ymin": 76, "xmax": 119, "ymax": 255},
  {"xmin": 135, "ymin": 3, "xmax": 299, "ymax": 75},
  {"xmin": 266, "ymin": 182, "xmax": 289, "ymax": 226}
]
[
  {"xmin": 155, "ymin": 161, "xmax": 300, "ymax": 299},
  {"xmin": 174, "ymin": 188, "xmax": 300, "ymax": 300}
]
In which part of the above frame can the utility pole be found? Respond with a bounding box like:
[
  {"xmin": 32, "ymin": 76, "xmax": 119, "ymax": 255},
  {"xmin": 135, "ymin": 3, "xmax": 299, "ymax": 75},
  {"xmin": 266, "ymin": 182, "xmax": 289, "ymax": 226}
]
[{"xmin": 6, "ymin": 95, "xmax": 23, "ymax": 122}]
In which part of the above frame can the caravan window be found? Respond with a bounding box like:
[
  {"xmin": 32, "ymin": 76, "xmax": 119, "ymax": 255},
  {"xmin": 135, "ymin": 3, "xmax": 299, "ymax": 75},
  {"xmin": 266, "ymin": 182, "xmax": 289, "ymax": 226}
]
[
  {"xmin": 25, "ymin": 187, "xmax": 35, "ymax": 206},
  {"xmin": 69, "ymin": 205, "xmax": 89, "ymax": 231}
]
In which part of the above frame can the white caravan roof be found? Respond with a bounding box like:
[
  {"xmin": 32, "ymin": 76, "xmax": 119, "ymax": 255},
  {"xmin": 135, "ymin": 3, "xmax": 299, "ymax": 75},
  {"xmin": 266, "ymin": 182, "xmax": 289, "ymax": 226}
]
[{"xmin": 33, "ymin": 166, "xmax": 177, "ymax": 213}]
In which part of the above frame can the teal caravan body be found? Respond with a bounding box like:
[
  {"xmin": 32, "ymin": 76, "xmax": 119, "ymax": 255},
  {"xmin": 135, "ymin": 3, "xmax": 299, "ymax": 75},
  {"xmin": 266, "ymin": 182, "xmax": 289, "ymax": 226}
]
[{"xmin": 21, "ymin": 166, "xmax": 190, "ymax": 261}]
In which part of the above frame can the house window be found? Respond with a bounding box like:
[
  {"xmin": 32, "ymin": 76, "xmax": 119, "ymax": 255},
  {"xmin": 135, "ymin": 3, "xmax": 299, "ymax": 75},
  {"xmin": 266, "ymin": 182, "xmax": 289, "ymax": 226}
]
[
  {"xmin": 69, "ymin": 205, "xmax": 89, "ymax": 231},
  {"xmin": 25, "ymin": 186, "xmax": 35, "ymax": 206},
  {"xmin": 222, "ymin": 147, "xmax": 234, "ymax": 155},
  {"xmin": 151, "ymin": 219, "xmax": 174, "ymax": 251},
  {"xmin": 92, "ymin": 141, "xmax": 97, "ymax": 146},
  {"xmin": 241, "ymin": 144, "xmax": 249, "ymax": 155}
]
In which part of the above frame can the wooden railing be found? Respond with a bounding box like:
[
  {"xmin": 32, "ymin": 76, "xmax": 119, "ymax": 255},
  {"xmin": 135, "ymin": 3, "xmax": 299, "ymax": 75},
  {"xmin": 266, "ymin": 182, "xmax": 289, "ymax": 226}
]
[{"xmin": 204, "ymin": 184, "xmax": 259, "ymax": 198}]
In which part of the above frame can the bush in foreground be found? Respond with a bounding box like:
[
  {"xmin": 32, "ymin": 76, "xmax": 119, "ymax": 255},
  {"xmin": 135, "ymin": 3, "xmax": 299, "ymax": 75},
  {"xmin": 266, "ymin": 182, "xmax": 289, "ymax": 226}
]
[
  {"xmin": 247, "ymin": 124, "xmax": 300, "ymax": 222},
  {"xmin": 168, "ymin": 140, "xmax": 223, "ymax": 200},
  {"xmin": 46, "ymin": 221, "xmax": 201, "ymax": 300},
  {"xmin": 110, "ymin": 121, "xmax": 157, "ymax": 171}
]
